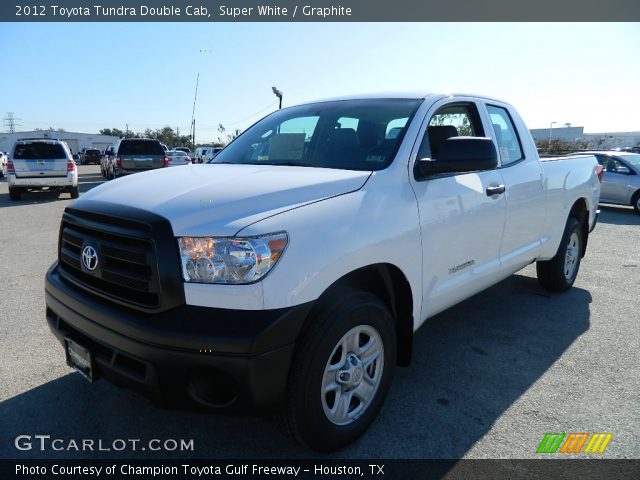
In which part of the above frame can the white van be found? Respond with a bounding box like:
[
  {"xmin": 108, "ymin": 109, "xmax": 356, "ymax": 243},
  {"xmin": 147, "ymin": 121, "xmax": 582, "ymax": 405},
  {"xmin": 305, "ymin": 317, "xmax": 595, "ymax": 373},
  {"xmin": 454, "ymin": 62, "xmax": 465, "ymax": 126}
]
[{"xmin": 194, "ymin": 146, "xmax": 214, "ymax": 163}]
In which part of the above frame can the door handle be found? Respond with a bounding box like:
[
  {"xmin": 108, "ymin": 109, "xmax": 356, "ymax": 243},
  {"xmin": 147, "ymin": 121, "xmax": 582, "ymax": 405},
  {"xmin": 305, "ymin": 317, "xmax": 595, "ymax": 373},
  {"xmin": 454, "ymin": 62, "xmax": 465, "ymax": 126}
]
[{"xmin": 486, "ymin": 185, "xmax": 506, "ymax": 196}]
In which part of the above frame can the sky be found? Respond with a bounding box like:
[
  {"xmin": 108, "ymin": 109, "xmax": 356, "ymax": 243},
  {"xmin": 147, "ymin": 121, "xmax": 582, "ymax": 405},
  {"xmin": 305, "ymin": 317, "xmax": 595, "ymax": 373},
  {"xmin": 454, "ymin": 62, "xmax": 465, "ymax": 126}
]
[{"xmin": 1, "ymin": 22, "xmax": 639, "ymax": 142}]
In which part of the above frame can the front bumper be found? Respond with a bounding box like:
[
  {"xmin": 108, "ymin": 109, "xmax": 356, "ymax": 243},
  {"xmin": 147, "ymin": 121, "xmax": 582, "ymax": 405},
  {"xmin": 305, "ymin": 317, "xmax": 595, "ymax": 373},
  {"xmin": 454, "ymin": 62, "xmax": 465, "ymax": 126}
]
[
  {"xmin": 45, "ymin": 263, "xmax": 313, "ymax": 412},
  {"xmin": 590, "ymin": 209, "xmax": 600, "ymax": 233},
  {"xmin": 9, "ymin": 173, "xmax": 76, "ymax": 188}
]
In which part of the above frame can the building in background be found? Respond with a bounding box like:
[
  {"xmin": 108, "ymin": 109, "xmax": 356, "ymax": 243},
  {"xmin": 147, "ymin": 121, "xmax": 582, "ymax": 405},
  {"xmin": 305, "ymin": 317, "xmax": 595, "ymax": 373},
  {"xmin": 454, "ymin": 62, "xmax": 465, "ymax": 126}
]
[
  {"xmin": 530, "ymin": 126, "xmax": 640, "ymax": 151},
  {"xmin": 0, "ymin": 130, "xmax": 118, "ymax": 154}
]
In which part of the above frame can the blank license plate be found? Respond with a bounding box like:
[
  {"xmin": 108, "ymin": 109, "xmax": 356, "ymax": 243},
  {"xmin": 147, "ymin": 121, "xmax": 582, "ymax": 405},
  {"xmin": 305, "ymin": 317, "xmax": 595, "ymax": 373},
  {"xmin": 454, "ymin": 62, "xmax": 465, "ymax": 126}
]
[{"xmin": 65, "ymin": 338, "xmax": 94, "ymax": 382}]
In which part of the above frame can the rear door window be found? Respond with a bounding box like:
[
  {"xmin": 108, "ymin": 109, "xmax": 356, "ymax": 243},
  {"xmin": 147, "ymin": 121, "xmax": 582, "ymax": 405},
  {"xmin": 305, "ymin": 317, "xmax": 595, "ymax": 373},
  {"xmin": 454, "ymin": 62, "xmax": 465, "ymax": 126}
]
[
  {"xmin": 486, "ymin": 105, "xmax": 524, "ymax": 166},
  {"xmin": 13, "ymin": 143, "xmax": 66, "ymax": 159},
  {"xmin": 118, "ymin": 140, "xmax": 165, "ymax": 155}
]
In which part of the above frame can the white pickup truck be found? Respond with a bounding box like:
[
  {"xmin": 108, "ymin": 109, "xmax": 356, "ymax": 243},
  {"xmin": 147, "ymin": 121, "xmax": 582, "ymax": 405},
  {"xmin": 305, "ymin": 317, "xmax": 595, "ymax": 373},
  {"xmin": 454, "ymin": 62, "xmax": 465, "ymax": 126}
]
[{"xmin": 45, "ymin": 93, "xmax": 602, "ymax": 452}]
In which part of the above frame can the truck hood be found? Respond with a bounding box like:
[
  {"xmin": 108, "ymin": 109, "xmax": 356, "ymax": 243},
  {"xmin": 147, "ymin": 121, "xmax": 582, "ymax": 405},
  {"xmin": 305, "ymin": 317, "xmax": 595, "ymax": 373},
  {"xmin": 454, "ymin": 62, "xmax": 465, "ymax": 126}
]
[{"xmin": 77, "ymin": 164, "xmax": 372, "ymax": 236}]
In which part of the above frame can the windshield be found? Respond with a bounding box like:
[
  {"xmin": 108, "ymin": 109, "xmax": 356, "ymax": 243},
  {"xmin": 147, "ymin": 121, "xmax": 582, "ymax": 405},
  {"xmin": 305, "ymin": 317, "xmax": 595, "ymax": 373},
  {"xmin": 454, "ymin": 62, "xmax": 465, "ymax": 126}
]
[
  {"xmin": 619, "ymin": 154, "xmax": 640, "ymax": 170},
  {"xmin": 211, "ymin": 98, "xmax": 422, "ymax": 171}
]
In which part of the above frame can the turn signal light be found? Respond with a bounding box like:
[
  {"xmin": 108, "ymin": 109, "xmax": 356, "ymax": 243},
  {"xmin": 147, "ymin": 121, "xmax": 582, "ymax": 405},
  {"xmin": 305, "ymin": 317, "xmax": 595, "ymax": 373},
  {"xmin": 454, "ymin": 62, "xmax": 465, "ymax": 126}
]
[
  {"xmin": 164, "ymin": 156, "xmax": 170, "ymax": 167},
  {"xmin": 7, "ymin": 160, "xmax": 15, "ymax": 173},
  {"xmin": 115, "ymin": 156, "xmax": 121, "ymax": 167},
  {"xmin": 67, "ymin": 160, "xmax": 76, "ymax": 172}
]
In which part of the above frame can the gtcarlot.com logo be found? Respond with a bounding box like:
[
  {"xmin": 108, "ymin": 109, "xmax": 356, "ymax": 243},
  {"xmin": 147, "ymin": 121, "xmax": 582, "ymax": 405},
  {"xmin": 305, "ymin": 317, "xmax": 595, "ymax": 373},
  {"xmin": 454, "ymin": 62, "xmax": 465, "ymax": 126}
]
[
  {"xmin": 536, "ymin": 432, "xmax": 612, "ymax": 454},
  {"xmin": 14, "ymin": 435, "xmax": 194, "ymax": 452}
]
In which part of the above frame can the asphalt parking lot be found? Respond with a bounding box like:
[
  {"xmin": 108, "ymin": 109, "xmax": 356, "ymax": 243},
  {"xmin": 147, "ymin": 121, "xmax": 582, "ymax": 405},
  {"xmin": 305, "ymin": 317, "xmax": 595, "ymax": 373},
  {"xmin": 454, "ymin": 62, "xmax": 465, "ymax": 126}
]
[{"xmin": 0, "ymin": 165, "xmax": 638, "ymax": 460}]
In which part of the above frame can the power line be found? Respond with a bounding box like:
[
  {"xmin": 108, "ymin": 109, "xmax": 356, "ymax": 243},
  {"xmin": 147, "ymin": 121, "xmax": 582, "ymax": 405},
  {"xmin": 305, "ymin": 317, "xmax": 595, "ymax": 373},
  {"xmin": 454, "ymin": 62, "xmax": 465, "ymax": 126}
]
[{"xmin": 197, "ymin": 101, "xmax": 279, "ymax": 129}]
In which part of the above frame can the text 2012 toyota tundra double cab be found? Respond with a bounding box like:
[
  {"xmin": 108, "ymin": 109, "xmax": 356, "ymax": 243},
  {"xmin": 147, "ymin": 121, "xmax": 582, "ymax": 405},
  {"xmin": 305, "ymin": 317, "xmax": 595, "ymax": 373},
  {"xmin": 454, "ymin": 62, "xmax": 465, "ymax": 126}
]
[{"xmin": 45, "ymin": 93, "xmax": 602, "ymax": 452}]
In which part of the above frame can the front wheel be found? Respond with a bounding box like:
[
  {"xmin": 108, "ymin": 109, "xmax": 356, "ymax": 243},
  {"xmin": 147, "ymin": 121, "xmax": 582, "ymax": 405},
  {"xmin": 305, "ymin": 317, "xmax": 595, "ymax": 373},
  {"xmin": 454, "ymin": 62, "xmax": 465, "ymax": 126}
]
[
  {"xmin": 537, "ymin": 217, "xmax": 583, "ymax": 292},
  {"xmin": 632, "ymin": 191, "xmax": 640, "ymax": 215},
  {"xmin": 279, "ymin": 289, "xmax": 396, "ymax": 452}
]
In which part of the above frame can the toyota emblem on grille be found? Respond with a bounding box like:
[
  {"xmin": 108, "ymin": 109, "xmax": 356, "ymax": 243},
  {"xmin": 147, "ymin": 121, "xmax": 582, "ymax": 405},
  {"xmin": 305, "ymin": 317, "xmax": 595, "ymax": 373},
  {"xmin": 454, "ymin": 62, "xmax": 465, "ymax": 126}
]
[{"xmin": 81, "ymin": 245, "xmax": 99, "ymax": 271}]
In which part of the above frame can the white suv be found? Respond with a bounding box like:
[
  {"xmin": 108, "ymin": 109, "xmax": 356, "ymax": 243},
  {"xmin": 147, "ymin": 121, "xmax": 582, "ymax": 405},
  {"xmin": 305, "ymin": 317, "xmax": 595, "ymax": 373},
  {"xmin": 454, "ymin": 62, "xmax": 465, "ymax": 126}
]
[
  {"xmin": 0, "ymin": 151, "xmax": 8, "ymax": 177},
  {"xmin": 7, "ymin": 138, "xmax": 79, "ymax": 201}
]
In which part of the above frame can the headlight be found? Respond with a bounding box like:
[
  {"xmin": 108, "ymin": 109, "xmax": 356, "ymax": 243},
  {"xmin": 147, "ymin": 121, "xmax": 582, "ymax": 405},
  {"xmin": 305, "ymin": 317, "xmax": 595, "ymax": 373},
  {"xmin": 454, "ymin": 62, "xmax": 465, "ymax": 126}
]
[{"xmin": 177, "ymin": 232, "xmax": 288, "ymax": 284}]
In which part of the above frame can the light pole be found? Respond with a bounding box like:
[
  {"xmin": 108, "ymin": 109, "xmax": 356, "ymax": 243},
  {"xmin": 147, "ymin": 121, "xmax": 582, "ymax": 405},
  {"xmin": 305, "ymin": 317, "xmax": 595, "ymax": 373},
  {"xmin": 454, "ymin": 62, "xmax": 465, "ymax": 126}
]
[
  {"xmin": 548, "ymin": 121, "xmax": 557, "ymax": 149},
  {"xmin": 272, "ymin": 87, "xmax": 283, "ymax": 109}
]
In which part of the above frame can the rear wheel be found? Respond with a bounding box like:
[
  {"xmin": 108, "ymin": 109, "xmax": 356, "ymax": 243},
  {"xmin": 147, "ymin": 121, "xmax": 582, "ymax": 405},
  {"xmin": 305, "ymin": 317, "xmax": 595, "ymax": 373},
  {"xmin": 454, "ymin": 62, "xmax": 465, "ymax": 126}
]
[
  {"xmin": 70, "ymin": 185, "xmax": 79, "ymax": 199},
  {"xmin": 9, "ymin": 187, "xmax": 21, "ymax": 201},
  {"xmin": 537, "ymin": 217, "xmax": 583, "ymax": 292},
  {"xmin": 279, "ymin": 289, "xmax": 396, "ymax": 452}
]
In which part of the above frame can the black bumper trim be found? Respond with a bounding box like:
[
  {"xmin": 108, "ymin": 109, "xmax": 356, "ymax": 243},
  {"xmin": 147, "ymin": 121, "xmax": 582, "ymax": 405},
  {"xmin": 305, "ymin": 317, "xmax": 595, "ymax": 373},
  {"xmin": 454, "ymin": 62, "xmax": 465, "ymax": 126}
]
[
  {"xmin": 45, "ymin": 263, "xmax": 314, "ymax": 411},
  {"xmin": 46, "ymin": 263, "xmax": 312, "ymax": 355}
]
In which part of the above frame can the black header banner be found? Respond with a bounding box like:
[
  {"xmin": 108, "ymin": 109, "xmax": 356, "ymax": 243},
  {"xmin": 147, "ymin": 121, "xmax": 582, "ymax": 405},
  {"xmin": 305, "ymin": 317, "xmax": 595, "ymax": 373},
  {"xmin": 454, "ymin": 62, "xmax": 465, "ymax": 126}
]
[{"xmin": 2, "ymin": 0, "xmax": 640, "ymax": 22}]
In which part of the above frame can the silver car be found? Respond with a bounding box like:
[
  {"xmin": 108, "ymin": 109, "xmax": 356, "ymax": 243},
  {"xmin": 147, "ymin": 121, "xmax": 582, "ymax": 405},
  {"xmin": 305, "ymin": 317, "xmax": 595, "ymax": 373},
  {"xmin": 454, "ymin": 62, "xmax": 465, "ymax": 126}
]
[
  {"xmin": 165, "ymin": 150, "xmax": 192, "ymax": 166},
  {"xmin": 580, "ymin": 151, "xmax": 640, "ymax": 214}
]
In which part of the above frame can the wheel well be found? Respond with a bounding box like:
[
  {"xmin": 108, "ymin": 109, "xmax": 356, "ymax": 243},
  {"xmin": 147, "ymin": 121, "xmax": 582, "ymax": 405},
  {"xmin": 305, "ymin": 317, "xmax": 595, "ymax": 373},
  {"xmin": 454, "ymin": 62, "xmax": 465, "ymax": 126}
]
[
  {"xmin": 568, "ymin": 198, "xmax": 589, "ymax": 257},
  {"xmin": 313, "ymin": 264, "xmax": 414, "ymax": 367}
]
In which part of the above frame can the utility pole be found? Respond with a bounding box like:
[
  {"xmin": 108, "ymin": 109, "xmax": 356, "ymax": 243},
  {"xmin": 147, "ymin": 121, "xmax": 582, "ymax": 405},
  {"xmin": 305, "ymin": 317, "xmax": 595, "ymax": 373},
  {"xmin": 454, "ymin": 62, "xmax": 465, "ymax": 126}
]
[
  {"xmin": 190, "ymin": 73, "xmax": 199, "ymax": 145},
  {"xmin": 3, "ymin": 112, "xmax": 21, "ymax": 133}
]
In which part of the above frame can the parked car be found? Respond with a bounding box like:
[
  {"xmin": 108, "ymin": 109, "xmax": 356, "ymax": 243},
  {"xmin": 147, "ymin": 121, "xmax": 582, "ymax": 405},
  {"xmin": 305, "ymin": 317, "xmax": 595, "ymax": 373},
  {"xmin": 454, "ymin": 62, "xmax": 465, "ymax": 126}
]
[
  {"xmin": 100, "ymin": 146, "xmax": 114, "ymax": 178},
  {"xmin": 0, "ymin": 151, "xmax": 7, "ymax": 177},
  {"xmin": 81, "ymin": 148, "xmax": 102, "ymax": 165},
  {"xmin": 204, "ymin": 146, "xmax": 224, "ymax": 162},
  {"xmin": 165, "ymin": 150, "xmax": 192, "ymax": 167},
  {"xmin": 174, "ymin": 147, "xmax": 191, "ymax": 155},
  {"xmin": 44, "ymin": 93, "xmax": 601, "ymax": 452},
  {"xmin": 194, "ymin": 146, "xmax": 215, "ymax": 163},
  {"xmin": 102, "ymin": 138, "xmax": 168, "ymax": 179},
  {"xmin": 7, "ymin": 138, "xmax": 78, "ymax": 200},
  {"xmin": 570, "ymin": 151, "xmax": 640, "ymax": 214}
]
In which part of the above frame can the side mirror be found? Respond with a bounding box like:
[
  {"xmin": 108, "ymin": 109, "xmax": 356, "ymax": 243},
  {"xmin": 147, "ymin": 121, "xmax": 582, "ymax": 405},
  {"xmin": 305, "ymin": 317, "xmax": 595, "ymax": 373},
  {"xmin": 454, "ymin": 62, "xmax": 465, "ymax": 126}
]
[{"xmin": 414, "ymin": 137, "xmax": 498, "ymax": 179}]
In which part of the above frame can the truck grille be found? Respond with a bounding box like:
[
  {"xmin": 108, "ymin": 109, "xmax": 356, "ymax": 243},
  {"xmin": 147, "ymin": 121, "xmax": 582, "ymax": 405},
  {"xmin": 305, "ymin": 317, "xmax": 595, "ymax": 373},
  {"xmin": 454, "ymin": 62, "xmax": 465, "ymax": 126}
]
[{"xmin": 57, "ymin": 205, "xmax": 184, "ymax": 312}]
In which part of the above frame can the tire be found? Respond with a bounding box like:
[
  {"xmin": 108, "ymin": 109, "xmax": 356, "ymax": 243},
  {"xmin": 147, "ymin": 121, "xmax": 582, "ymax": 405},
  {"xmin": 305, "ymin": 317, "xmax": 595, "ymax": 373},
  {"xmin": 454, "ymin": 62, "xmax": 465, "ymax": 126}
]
[
  {"xmin": 70, "ymin": 185, "xmax": 79, "ymax": 199},
  {"xmin": 279, "ymin": 289, "xmax": 396, "ymax": 452},
  {"xmin": 9, "ymin": 187, "xmax": 21, "ymax": 201},
  {"xmin": 632, "ymin": 191, "xmax": 640, "ymax": 215},
  {"xmin": 537, "ymin": 217, "xmax": 583, "ymax": 292}
]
